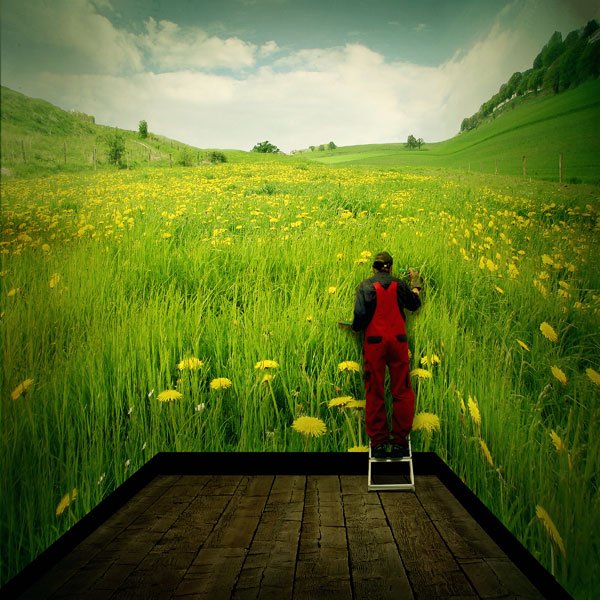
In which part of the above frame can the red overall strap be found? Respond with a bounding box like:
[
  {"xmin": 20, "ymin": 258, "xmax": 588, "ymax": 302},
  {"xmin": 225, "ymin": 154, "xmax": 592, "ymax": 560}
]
[{"xmin": 365, "ymin": 281, "xmax": 406, "ymax": 338}]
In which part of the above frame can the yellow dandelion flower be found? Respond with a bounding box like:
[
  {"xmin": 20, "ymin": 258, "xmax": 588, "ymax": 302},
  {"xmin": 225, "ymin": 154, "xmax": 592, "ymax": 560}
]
[
  {"xmin": 585, "ymin": 368, "xmax": 600, "ymax": 387},
  {"xmin": 338, "ymin": 361, "xmax": 361, "ymax": 373},
  {"xmin": 327, "ymin": 286, "xmax": 337, "ymax": 294},
  {"xmin": 468, "ymin": 396, "xmax": 481, "ymax": 426},
  {"xmin": 41, "ymin": 243, "xmax": 51, "ymax": 253},
  {"xmin": 540, "ymin": 322, "xmax": 558, "ymax": 343},
  {"xmin": 49, "ymin": 273, "xmax": 60, "ymax": 288},
  {"xmin": 161, "ymin": 232, "xmax": 172, "ymax": 239},
  {"xmin": 516, "ymin": 339, "xmax": 530, "ymax": 351},
  {"xmin": 328, "ymin": 396, "xmax": 354, "ymax": 408},
  {"xmin": 210, "ymin": 377, "xmax": 232, "ymax": 390},
  {"xmin": 430, "ymin": 354, "xmax": 441, "ymax": 365},
  {"xmin": 56, "ymin": 488, "xmax": 78, "ymax": 517},
  {"xmin": 291, "ymin": 416, "xmax": 327, "ymax": 437},
  {"xmin": 346, "ymin": 399, "xmax": 366, "ymax": 409},
  {"xmin": 541, "ymin": 254, "xmax": 554, "ymax": 266},
  {"xmin": 360, "ymin": 251, "xmax": 372, "ymax": 258},
  {"xmin": 550, "ymin": 366, "xmax": 567, "ymax": 385},
  {"xmin": 411, "ymin": 368, "xmax": 432, "ymax": 379},
  {"xmin": 177, "ymin": 357, "xmax": 204, "ymax": 370},
  {"xmin": 255, "ymin": 359, "xmax": 279, "ymax": 370},
  {"xmin": 11, "ymin": 378, "xmax": 34, "ymax": 400},
  {"xmin": 305, "ymin": 315, "xmax": 313, "ymax": 322},
  {"xmin": 508, "ymin": 263, "xmax": 519, "ymax": 278},
  {"xmin": 7, "ymin": 288, "xmax": 22, "ymax": 297},
  {"xmin": 535, "ymin": 505, "xmax": 566, "ymax": 557},
  {"xmin": 412, "ymin": 412, "xmax": 441, "ymax": 433},
  {"xmin": 549, "ymin": 430, "xmax": 565, "ymax": 453},
  {"xmin": 261, "ymin": 373, "xmax": 274, "ymax": 384},
  {"xmin": 479, "ymin": 439, "xmax": 494, "ymax": 466},
  {"xmin": 157, "ymin": 389, "xmax": 183, "ymax": 402},
  {"xmin": 348, "ymin": 445, "xmax": 369, "ymax": 452},
  {"xmin": 336, "ymin": 253, "xmax": 344, "ymax": 261}
]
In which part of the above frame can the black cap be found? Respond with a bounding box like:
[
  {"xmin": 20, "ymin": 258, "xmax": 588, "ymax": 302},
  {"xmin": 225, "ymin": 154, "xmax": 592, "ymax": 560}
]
[{"xmin": 373, "ymin": 251, "xmax": 393, "ymax": 270}]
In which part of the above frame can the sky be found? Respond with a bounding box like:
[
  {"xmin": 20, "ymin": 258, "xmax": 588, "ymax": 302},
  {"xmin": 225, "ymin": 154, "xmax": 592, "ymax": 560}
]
[{"xmin": 1, "ymin": 0, "xmax": 599, "ymax": 153}]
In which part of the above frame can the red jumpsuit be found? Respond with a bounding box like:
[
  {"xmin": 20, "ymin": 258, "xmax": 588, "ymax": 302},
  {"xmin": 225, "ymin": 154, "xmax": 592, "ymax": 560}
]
[{"xmin": 363, "ymin": 281, "xmax": 415, "ymax": 447}]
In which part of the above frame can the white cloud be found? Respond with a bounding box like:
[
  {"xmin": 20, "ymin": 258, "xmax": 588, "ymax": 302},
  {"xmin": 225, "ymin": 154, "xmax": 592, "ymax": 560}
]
[
  {"xmin": 139, "ymin": 18, "xmax": 258, "ymax": 71},
  {"xmin": 3, "ymin": 0, "xmax": 596, "ymax": 152}
]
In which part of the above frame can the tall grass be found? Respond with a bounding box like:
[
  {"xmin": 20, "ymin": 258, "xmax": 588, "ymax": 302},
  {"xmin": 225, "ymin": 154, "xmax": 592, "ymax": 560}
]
[{"xmin": 1, "ymin": 163, "xmax": 598, "ymax": 597}]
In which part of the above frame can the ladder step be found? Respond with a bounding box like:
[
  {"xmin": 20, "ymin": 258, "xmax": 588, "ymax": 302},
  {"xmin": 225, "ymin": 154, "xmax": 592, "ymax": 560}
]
[{"xmin": 368, "ymin": 437, "xmax": 415, "ymax": 492}]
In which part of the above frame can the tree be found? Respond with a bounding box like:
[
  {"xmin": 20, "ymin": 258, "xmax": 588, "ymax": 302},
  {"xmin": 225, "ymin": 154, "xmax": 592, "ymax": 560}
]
[
  {"xmin": 405, "ymin": 134, "xmax": 417, "ymax": 150},
  {"xmin": 416, "ymin": 137, "xmax": 424, "ymax": 150},
  {"xmin": 327, "ymin": 141, "xmax": 337, "ymax": 150},
  {"xmin": 251, "ymin": 140, "xmax": 280, "ymax": 153},
  {"xmin": 138, "ymin": 120, "xmax": 148, "ymax": 139},
  {"xmin": 106, "ymin": 131, "xmax": 125, "ymax": 166}
]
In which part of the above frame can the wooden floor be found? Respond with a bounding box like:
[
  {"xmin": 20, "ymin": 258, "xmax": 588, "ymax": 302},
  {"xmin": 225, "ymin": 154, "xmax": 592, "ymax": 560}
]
[{"xmin": 16, "ymin": 473, "xmax": 544, "ymax": 599}]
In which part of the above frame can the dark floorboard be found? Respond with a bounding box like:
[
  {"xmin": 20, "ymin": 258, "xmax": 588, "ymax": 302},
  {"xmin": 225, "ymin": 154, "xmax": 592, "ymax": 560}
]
[{"xmin": 14, "ymin": 474, "xmax": 545, "ymax": 599}]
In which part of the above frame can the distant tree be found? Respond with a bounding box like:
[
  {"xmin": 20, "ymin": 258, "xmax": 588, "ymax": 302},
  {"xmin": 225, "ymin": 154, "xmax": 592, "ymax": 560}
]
[
  {"xmin": 251, "ymin": 140, "xmax": 280, "ymax": 153},
  {"xmin": 327, "ymin": 141, "xmax": 337, "ymax": 150},
  {"xmin": 309, "ymin": 145, "xmax": 315, "ymax": 151},
  {"xmin": 318, "ymin": 144, "xmax": 325, "ymax": 151},
  {"xmin": 405, "ymin": 134, "xmax": 417, "ymax": 150},
  {"xmin": 138, "ymin": 120, "xmax": 148, "ymax": 139},
  {"xmin": 106, "ymin": 131, "xmax": 125, "ymax": 166},
  {"xmin": 416, "ymin": 137, "xmax": 424, "ymax": 150}
]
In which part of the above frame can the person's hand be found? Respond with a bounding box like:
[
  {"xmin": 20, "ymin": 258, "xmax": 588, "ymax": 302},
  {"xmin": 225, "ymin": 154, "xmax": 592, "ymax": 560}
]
[{"xmin": 408, "ymin": 268, "xmax": 423, "ymax": 290}]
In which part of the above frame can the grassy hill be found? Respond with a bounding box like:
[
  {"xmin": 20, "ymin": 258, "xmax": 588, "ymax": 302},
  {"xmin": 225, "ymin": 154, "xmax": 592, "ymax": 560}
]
[
  {"xmin": 305, "ymin": 79, "xmax": 600, "ymax": 184},
  {"xmin": 0, "ymin": 86, "xmax": 251, "ymax": 176}
]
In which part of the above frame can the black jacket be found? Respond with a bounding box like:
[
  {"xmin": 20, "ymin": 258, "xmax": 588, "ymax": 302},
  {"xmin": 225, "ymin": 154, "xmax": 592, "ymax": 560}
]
[{"xmin": 351, "ymin": 271, "xmax": 421, "ymax": 332}]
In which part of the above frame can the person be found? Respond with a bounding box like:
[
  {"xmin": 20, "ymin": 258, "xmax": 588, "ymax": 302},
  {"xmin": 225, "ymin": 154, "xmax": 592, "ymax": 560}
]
[{"xmin": 351, "ymin": 251, "xmax": 422, "ymax": 459}]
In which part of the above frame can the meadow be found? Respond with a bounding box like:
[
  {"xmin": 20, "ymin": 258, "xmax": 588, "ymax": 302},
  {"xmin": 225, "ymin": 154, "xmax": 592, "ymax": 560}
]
[{"xmin": 1, "ymin": 160, "xmax": 599, "ymax": 597}]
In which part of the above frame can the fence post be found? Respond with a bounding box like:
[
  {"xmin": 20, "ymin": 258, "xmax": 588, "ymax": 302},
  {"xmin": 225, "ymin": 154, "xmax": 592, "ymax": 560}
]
[
  {"xmin": 522, "ymin": 155, "xmax": 526, "ymax": 178},
  {"xmin": 559, "ymin": 153, "xmax": 563, "ymax": 183},
  {"xmin": 21, "ymin": 140, "xmax": 26, "ymax": 163},
  {"xmin": 169, "ymin": 153, "xmax": 172, "ymax": 167},
  {"xmin": 93, "ymin": 147, "xmax": 97, "ymax": 170}
]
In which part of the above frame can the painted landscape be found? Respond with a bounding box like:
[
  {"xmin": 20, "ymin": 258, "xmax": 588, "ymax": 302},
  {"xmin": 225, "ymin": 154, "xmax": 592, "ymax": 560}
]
[{"xmin": 1, "ymin": 6, "xmax": 599, "ymax": 599}]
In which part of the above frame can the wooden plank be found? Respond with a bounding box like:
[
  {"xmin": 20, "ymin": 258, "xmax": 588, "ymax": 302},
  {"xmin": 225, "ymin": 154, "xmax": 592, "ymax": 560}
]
[
  {"xmin": 459, "ymin": 558, "xmax": 544, "ymax": 599},
  {"xmin": 380, "ymin": 491, "xmax": 477, "ymax": 597},
  {"xmin": 341, "ymin": 476, "xmax": 414, "ymax": 600},
  {"xmin": 415, "ymin": 475, "xmax": 506, "ymax": 560},
  {"xmin": 233, "ymin": 476, "xmax": 304, "ymax": 599},
  {"xmin": 294, "ymin": 476, "xmax": 352, "ymax": 598},
  {"xmin": 173, "ymin": 548, "xmax": 246, "ymax": 599}
]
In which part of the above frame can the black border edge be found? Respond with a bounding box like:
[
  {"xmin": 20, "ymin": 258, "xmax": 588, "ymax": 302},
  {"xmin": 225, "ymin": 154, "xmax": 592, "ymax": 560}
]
[
  {"xmin": 431, "ymin": 454, "xmax": 573, "ymax": 600},
  {"xmin": 1, "ymin": 455, "xmax": 161, "ymax": 599},
  {"xmin": 1, "ymin": 452, "xmax": 573, "ymax": 599}
]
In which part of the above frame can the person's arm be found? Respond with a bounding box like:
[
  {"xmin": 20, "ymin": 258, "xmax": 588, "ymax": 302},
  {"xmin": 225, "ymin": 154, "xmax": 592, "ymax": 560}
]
[
  {"xmin": 397, "ymin": 279, "xmax": 421, "ymax": 312},
  {"xmin": 352, "ymin": 281, "xmax": 373, "ymax": 331}
]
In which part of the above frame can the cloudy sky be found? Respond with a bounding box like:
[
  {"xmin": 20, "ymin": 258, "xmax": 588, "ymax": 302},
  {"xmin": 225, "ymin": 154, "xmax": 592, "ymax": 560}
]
[{"xmin": 1, "ymin": 0, "xmax": 598, "ymax": 152}]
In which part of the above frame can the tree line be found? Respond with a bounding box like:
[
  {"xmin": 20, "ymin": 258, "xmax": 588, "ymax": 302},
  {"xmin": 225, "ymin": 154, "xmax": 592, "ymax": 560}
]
[{"xmin": 461, "ymin": 19, "xmax": 599, "ymax": 133}]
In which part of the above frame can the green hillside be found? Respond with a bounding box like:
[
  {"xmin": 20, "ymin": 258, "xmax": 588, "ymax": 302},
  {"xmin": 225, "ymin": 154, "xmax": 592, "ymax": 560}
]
[
  {"xmin": 307, "ymin": 79, "xmax": 600, "ymax": 183},
  {"xmin": 0, "ymin": 86, "xmax": 249, "ymax": 176}
]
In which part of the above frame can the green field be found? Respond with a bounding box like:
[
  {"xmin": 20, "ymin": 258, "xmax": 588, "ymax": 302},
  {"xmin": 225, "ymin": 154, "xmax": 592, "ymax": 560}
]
[
  {"xmin": 1, "ymin": 159, "xmax": 599, "ymax": 597},
  {"xmin": 305, "ymin": 79, "xmax": 600, "ymax": 183}
]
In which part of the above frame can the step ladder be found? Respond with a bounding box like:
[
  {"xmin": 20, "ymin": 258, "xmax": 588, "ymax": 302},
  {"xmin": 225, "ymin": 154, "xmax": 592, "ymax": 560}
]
[{"xmin": 368, "ymin": 436, "xmax": 415, "ymax": 492}]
